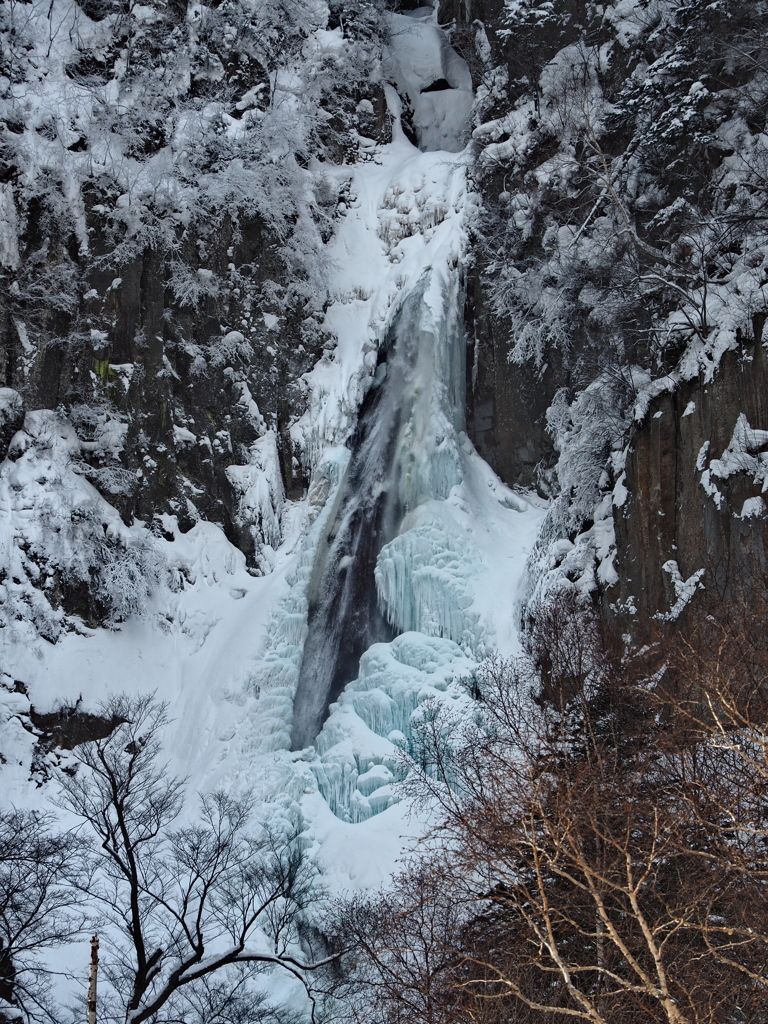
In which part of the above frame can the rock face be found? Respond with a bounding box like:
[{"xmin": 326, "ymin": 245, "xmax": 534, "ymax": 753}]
[
  {"xmin": 464, "ymin": 274, "xmax": 558, "ymax": 491},
  {"xmin": 613, "ymin": 318, "xmax": 768, "ymax": 626},
  {"xmin": 0, "ymin": 0, "xmax": 391, "ymax": 573},
  {"xmin": 437, "ymin": 0, "xmax": 560, "ymax": 493},
  {"xmin": 2, "ymin": 0, "xmax": 768, "ymax": 635},
  {"xmin": 447, "ymin": 0, "xmax": 768, "ymax": 626},
  {"xmin": 445, "ymin": 0, "xmax": 590, "ymax": 494},
  {"xmin": 1, "ymin": 195, "xmax": 327, "ymax": 563}
]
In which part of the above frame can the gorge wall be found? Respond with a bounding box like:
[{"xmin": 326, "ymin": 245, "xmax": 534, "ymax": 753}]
[
  {"xmin": 2, "ymin": 0, "xmax": 768, "ymax": 640},
  {"xmin": 448, "ymin": 0, "xmax": 768, "ymax": 624},
  {"xmin": 613, "ymin": 319, "xmax": 768, "ymax": 625}
]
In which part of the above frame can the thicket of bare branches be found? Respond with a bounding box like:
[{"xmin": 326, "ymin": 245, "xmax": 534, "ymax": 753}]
[
  {"xmin": 6, "ymin": 599, "xmax": 768, "ymax": 1024},
  {"xmin": 338, "ymin": 591, "xmax": 768, "ymax": 1024},
  {"xmin": 57, "ymin": 694, "xmax": 335, "ymax": 1024},
  {"xmin": 0, "ymin": 694, "xmax": 336, "ymax": 1024},
  {"xmin": 0, "ymin": 810, "xmax": 86, "ymax": 1024}
]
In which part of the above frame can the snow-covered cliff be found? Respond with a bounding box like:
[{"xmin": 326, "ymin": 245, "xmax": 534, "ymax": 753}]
[{"xmin": 2, "ymin": 0, "xmax": 768, "ymax": 1018}]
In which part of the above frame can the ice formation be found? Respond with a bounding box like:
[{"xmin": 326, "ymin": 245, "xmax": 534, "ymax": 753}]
[
  {"xmin": 383, "ymin": 10, "xmax": 474, "ymax": 153},
  {"xmin": 289, "ymin": 265, "xmax": 469, "ymax": 750},
  {"xmin": 288, "ymin": 10, "xmax": 477, "ymax": 758},
  {"xmin": 312, "ymin": 632, "xmax": 476, "ymax": 822},
  {"xmin": 239, "ymin": 448, "xmax": 351, "ymax": 754},
  {"xmin": 375, "ymin": 504, "xmax": 483, "ymax": 650}
]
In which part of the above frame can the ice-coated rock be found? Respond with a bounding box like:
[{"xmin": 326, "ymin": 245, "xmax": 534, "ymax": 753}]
[{"xmin": 384, "ymin": 11, "xmax": 474, "ymax": 153}]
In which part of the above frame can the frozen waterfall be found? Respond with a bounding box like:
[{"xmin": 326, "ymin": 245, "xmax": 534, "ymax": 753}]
[
  {"xmin": 290, "ymin": 270, "xmax": 467, "ymax": 751},
  {"xmin": 288, "ymin": 319, "xmax": 405, "ymax": 752},
  {"xmin": 289, "ymin": 10, "xmax": 474, "ymax": 751}
]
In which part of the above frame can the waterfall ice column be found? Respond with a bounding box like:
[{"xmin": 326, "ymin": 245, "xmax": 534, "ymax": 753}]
[
  {"xmin": 289, "ymin": 7, "xmax": 474, "ymax": 751},
  {"xmin": 289, "ymin": 314, "xmax": 409, "ymax": 752},
  {"xmin": 290, "ymin": 269, "xmax": 467, "ymax": 751}
]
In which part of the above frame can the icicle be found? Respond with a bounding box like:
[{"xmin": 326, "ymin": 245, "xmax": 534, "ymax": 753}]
[
  {"xmin": 310, "ymin": 633, "xmax": 477, "ymax": 820},
  {"xmin": 375, "ymin": 511, "xmax": 484, "ymax": 653}
]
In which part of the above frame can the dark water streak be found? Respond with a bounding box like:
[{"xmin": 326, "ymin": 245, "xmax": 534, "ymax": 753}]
[{"xmin": 289, "ymin": 324, "xmax": 415, "ymax": 750}]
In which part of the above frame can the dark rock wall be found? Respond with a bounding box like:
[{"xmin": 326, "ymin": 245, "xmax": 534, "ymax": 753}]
[
  {"xmin": 448, "ymin": 0, "xmax": 768, "ymax": 622},
  {"xmin": 1, "ymin": 133, "xmax": 394, "ymax": 565},
  {"xmin": 439, "ymin": 0, "xmax": 559, "ymax": 492},
  {"xmin": 0, "ymin": 208, "xmax": 323, "ymax": 542},
  {"xmin": 464, "ymin": 269, "xmax": 558, "ymax": 491},
  {"xmin": 443, "ymin": 0, "xmax": 594, "ymax": 494},
  {"xmin": 612, "ymin": 319, "xmax": 768, "ymax": 626}
]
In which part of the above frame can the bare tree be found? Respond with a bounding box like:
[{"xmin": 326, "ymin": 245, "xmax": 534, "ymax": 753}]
[
  {"xmin": 341, "ymin": 598, "xmax": 768, "ymax": 1024},
  {"xmin": 58, "ymin": 694, "xmax": 338, "ymax": 1024},
  {"xmin": 0, "ymin": 809, "xmax": 85, "ymax": 1024},
  {"xmin": 336, "ymin": 865, "xmax": 466, "ymax": 1024},
  {"xmin": 650, "ymin": 609, "xmax": 768, "ymax": 1001}
]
